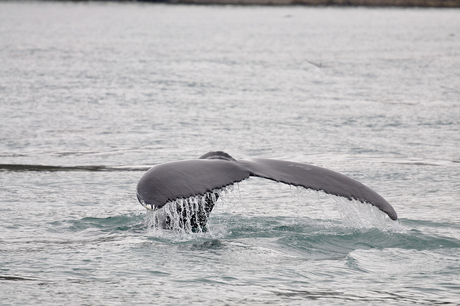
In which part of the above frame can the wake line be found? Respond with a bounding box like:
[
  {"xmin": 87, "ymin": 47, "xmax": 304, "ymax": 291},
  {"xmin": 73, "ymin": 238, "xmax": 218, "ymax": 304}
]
[
  {"xmin": 0, "ymin": 275, "xmax": 39, "ymax": 281},
  {"xmin": 0, "ymin": 164, "xmax": 150, "ymax": 172}
]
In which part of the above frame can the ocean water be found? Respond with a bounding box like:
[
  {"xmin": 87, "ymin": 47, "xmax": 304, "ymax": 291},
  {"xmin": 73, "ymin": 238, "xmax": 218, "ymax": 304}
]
[{"xmin": 1, "ymin": 2, "xmax": 460, "ymax": 304}]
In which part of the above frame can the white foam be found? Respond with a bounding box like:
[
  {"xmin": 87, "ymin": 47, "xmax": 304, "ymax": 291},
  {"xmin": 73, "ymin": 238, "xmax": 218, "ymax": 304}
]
[
  {"xmin": 334, "ymin": 197, "xmax": 402, "ymax": 231},
  {"xmin": 292, "ymin": 186, "xmax": 401, "ymax": 231}
]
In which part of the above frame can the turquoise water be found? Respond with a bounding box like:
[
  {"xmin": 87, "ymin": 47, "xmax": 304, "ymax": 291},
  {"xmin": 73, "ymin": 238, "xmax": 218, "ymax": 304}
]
[{"xmin": 1, "ymin": 2, "xmax": 460, "ymax": 304}]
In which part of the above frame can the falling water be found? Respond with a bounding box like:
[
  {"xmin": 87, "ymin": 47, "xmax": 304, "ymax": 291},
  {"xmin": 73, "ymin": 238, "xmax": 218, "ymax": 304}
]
[
  {"xmin": 146, "ymin": 181, "xmax": 400, "ymax": 234},
  {"xmin": 146, "ymin": 188, "xmax": 225, "ymax": 233}
]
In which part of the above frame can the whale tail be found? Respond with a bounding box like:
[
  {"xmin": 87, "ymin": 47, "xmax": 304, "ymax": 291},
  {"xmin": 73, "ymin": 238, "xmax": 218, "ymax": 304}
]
[{"xmin": 137, "ymin": 151, "xmax": 397, "ymax": 230}]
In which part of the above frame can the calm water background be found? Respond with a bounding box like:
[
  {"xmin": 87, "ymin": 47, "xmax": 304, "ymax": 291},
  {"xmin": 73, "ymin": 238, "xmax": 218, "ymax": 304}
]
[{"xmin": 1, "ymin": 2, "xmax": 460, "ymax": 304}]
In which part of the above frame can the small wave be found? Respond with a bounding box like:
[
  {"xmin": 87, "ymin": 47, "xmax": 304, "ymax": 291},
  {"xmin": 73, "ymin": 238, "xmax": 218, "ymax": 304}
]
[
  {"xmin": 190, "ymin": 239, "xmax": 224, "ymax": 250},
  {"xmin": 273, "ymin": 287, "xmax": 455, "ymax": 304},
  {"xmin": 66, "ymin": 213, "xmax": 146, "ymax": 233},
  {"xmin": 366, "ymin": 155, "xmax": 460, "ymax": 167},
  {"xmin": 214, "ymin": 213, "xmax": 460, "ymax": 259}
]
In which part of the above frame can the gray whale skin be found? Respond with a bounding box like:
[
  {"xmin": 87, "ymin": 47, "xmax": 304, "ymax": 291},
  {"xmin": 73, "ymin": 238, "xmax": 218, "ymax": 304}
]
[{"xmin": 137, "ymin": 151, "xmax": 397, "ymax": 228}]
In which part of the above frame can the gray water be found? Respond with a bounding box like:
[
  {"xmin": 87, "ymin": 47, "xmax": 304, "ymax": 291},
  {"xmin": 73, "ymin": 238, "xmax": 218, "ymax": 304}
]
[{"xmin": 1, "ymin": 2, "xmax": 460, "ymax": 304}]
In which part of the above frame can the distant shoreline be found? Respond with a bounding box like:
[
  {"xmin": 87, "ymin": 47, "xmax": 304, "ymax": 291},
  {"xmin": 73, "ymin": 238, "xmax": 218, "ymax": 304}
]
[
  {"xmin": 43, "ymin": 0, "xmax": 460, "ymax": 7},
  {"xmin": 169, "ymin": 0, "xmax": 460, "ymax": 6}
]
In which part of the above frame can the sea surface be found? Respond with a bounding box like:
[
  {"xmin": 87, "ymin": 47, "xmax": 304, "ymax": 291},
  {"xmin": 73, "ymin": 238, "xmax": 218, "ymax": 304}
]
[{"xmin": 1, "ymin": 2, "xmax": 460, "ymax": 304}]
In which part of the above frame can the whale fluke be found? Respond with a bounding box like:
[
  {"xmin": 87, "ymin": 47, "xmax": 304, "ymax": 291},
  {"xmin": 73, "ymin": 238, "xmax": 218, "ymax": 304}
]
[{"xmin": 137, "ymin": 151, "xmax": 397, "ymax": 229}]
